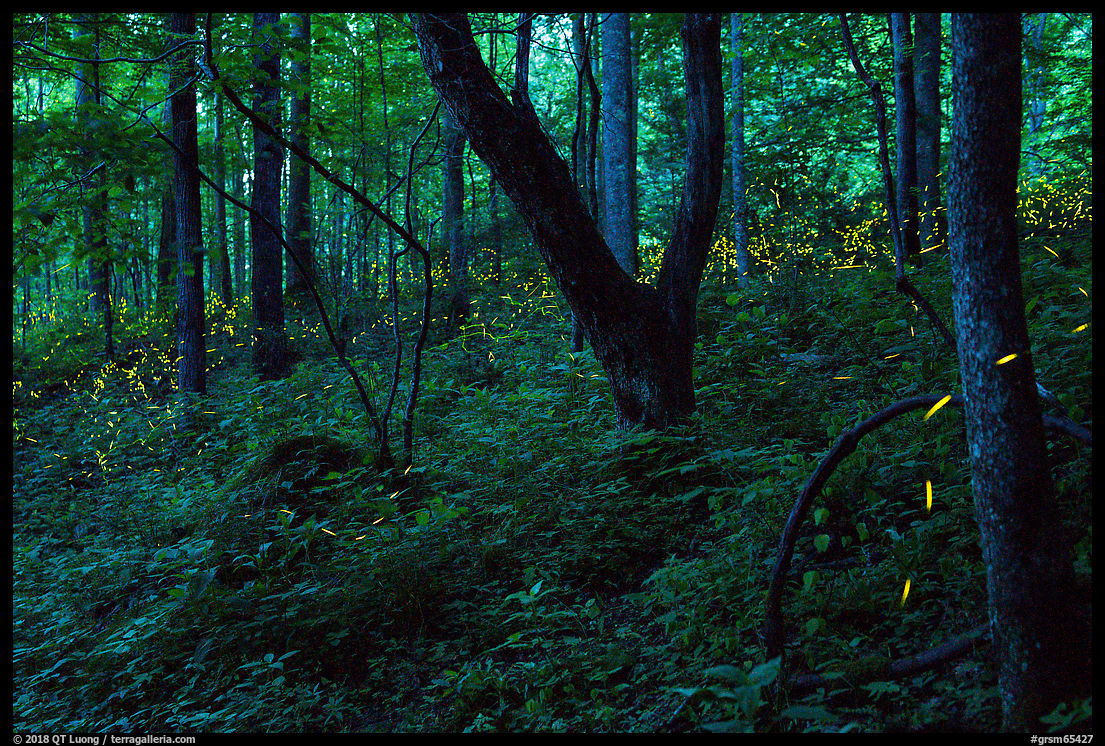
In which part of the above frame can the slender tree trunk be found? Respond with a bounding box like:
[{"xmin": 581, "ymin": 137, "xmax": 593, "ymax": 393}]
[
  {"xmin": 730, "ymin": 12, "xmax": 752, "ymax": 287},
  {"xmin": 442, "ymin": 107, "xmax": 469, "ymax": 326},
  {"xmin": 1023, "ymin": 13, "xmax": 1049, "ymax": 177},
  {"xmin": 170, "ymin": 12, "xmax": 206, "ymax": 394},
  {"xmin": 375, "ymin": 17, "xmax": 395, "ymax": 303},
  {"xmin": 73, "ymin": 13, "xmax": 113, "ymax": 360},
  {"xmin": 949, "ymin": 13, "xmax": 1090, "ymax": 730},
  {"xmin": 250, "ymin": 12, "xmax": 289, "ymax": 380},
  {"xmin": 568, "ymin": 13, "xmax": 592, "ymax": 351},
  {"xmin": 413, "ymin": 12, "xmax": 724, "ymax": 428},
  {"xmin": 601, "ymin": 12, "xmax": 637, "ymax": 276},
  {"xmin": 285, "ymin": 12, "xmax": 315, "ymax": 296},
  {"xmin": 232, "ymin": 155, "xmax": 247, "ymax": 299},
  {"xmin": 585, "ymin": 13, "xmax": 601, "ymax": 219},
  {"xmin": 913, "ymin": 12, "xmax": 944, "ymax": 251},
  {"xmin": 213, "ymin": 70, "xmax": 232, "ymax": 309},
  {"xmin": 890, "ymin": 13, "xmax": 922, "ymax": 264}
]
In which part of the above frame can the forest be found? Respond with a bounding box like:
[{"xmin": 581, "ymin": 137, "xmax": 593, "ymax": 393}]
[{"xmin": 11, "ymin": 12, "xmax": 1092, "ymax": 733}]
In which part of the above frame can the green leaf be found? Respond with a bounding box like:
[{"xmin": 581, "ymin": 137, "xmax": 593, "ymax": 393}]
[{"xmin": 813, "ymin": 506, "xmax": 829, "ymax": 525}]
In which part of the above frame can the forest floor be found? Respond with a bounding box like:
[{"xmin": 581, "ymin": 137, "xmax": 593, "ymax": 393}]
[{"xmin": 12, "ymin": 225, "xmax": 1092, "ymax": 732}]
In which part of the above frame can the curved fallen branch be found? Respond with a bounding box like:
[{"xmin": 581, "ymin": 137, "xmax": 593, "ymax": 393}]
[{"xmin": 763, "ymin": 392, "xmax": 1092, "ymax": 688}]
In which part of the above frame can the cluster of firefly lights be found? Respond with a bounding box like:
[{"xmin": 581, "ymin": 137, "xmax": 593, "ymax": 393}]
[
  {"xmin": 13, "ymin": 178, "xmax": 1092, "ymax": 600},
  {"xmin": 237, "ymin": 463, "xmax": 417, "ymax": 542}
]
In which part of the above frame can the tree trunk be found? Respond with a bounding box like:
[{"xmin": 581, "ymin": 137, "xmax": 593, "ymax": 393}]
[
  {"xmin": 1023, "ymin": 13, "xmax": 1049, "ymax": 178},
  {"xmin": 890, "ymin": 13, "xmax": 922, "ymax": 264},
  {"xmin": 413, "ymin": 12, "xmax": 723, "ymax": 428},
  {"xmin": 913, "ymin": 12, "xmax": 944, "ymax": 251},
  {"xmin": 170, "ymin": 12, "xmax": 206, "ymax": 394},
  {"xmin": 213, "ymin": 69, "xmax": 233, "ymax": 309},
  {"xmin": 601, "ymin": 12, "xmax": 637, "ymax": 276},
  {"xmin": 73, "ymin": 13, "xmax": 113, "ymax": 360},
  {"xmin": 156, "ymin": 96, "xmax": 176, "ymax": 309},
  {"xmin": 250, "ymin": 12, "xmax": 289, "ymax": 381},
  {"xmin": 949, "ymin": 13, "xmax": 1090, "ymax": 730},
  {"xmin": 285, "ymin": 12, "xmax": 315, "ymax": 297},
  {"xmin": 569, "ymin": 13, "xmax": 592, "ymax": 351},
  {"xmin": 442, "ymin": 107, "xmax": 469, "ymax": 325},
  {"xmin": 730, "ymin": 12, "xmax": 752, "ymax": 286}
]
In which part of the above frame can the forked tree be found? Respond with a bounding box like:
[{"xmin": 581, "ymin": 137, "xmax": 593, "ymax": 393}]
[{"xmin": 412, "ymin": 12, "xmax": 724, "ymax": 429}]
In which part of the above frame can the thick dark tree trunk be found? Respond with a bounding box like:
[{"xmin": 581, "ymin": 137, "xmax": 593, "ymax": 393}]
[
  {"xmin": 170, "ymin": 12, "xmax": 206, "ymax": 394},
  {"xmin": 413, "ymin": 12, "xmax": 723, "ymax": 428},
  {"xmin": 949, "ymin": 13, "xmax": 1090, "ymax": 730},
  {"xmin": 250, "ymin": 12, "xmax": 289, "ymax": 381}
]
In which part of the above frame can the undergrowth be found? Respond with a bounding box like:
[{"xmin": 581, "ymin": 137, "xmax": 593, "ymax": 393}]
[{"xmin": 12, "ymin": 182, "xmax": 1092, "ymax": 733}]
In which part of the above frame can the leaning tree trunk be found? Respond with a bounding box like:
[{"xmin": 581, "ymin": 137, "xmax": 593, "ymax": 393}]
[
  {"xmin": 412, "ymin": 12, "xmax": 723, "ymax": 429},
  {"xmin": 948, "ymin": 12, "xmax": 1090, "ymax": 730}
]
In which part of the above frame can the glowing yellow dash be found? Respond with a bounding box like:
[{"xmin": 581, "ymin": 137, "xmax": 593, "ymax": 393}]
[
  {"xmin": 403, "ymin": 464, "xmax": 412, "ymax": 475},
  {"xmin": 1072, "ymin": 323, "xmax": 1088, "ymax": 333},
  {"xmin": 925, "ymin": 480, "xmax": 933, "ymax": 511},
  {"xmin": 883, "ymin": 353, "xmax": 901, "ymax": 360},
  {"xmin": 832, "ymin": 376, "xmax": 852, "ymax": 380},
  {"xmin": 1044, "ymin": 246, "xmax": 1060, "ymax": 259},
  {"xmin": 372, "ymin": 516, "xmax": 385, "ymax": 525},
  {"xmin": 354, "ymin": 534, "xmax": 367, "ymax": 540},
  {"xmin": 321, "ymin": 528, "xmax": 337, "ymax": 536},
  {"xmin": 295, "ymin": 393, "xmax": 308, "ymax": 400},
  {"xmin": 280, "ymin": 509, "xmax": 293, "ymax": 514},
  {"xmin": 923, "ymin": 394, "xmax": 952, "ymax": 421},
  {"xmin": 996, "ymin": 353, "xmax": 1018, "ymax": 365},
  {"xmin": 900, "ymin": 578, "xmax": 911, "ymax": 606}
]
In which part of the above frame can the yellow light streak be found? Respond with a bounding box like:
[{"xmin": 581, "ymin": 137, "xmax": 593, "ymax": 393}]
[{"xmin": 923, "ymin": 394, "xmax": 952, "ymax": 421}]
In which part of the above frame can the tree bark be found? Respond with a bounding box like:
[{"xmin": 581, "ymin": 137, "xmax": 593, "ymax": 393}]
[
  {"xmin": 213, "ymin": 69, "xmax": 233, "ymax": 309},
  {"xmin": 73, "ymin": 13, "xmax": 113, "ymax": 360},
  {"xmin": 949, "ymin": 13, "xmax": 1090, "ymax": 730},
  {"xmin": 601, "ymin": 12, "xmax": 637, "ymax": 276},
  {"xmin": 730, "ymin": 13, "xmax": 752, "ymax": 286},
  {"xmin": 442, "ymin": 107, "xmax": 469, "ymax": 325},
  {"xmin": 413, "ymin": 12, "xmax": 723, "ymax": 428},
  {"xmin": 913, "ymin": 13, "xmax": 944, "ymax": 251},
  {"xmin": 285, "ymin": 12, "xmax": 315, "ymax": 296},
  {"xmin": 890, "ymin": 13, "xmax": 922, "ymax": 264},
  {"xmin": 170, "ymin": 12, "xmax": 206, "ymax": 394},
  {"xmin": 250, "ymin": 12, "xmax": 289, "ymax": 380}
]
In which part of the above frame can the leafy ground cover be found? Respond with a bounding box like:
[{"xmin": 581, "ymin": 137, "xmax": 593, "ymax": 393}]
[{"xmin": 12, "ymin": 179, "xmax": 1091, "ymax": 732}]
